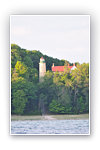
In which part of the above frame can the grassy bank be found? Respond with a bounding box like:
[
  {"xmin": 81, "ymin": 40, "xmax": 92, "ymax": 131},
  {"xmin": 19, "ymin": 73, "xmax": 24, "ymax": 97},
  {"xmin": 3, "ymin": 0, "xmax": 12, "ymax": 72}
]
[
  {"xmin": 11, "ymin": 114, "xmax": 89, "ymax": 121},
  {"xmin": 52, "ymin": 114, "xmax": 89, "ymax": 120}
]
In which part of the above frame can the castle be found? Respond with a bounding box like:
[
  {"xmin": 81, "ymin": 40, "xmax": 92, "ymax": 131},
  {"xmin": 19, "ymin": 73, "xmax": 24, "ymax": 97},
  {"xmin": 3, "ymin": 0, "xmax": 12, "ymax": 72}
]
[{"xmin": 39, "ymin": 57, "xmax": 76, "ymax": 82}]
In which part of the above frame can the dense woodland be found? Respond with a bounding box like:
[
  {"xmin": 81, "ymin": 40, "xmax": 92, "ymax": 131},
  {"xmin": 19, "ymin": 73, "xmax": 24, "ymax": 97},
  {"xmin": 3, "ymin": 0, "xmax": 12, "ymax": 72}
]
[{"xmin": 11, "ymin": 44, "xmax": 89, "ymax": 115}]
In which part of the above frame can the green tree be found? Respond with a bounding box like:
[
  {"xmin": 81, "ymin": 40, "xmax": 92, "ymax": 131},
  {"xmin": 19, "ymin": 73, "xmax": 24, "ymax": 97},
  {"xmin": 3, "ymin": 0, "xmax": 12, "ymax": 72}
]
[
  {"xmin": 15, "ymin": 61, "xmax": 27, "ymax": 75},
  {"xmin": 11, "ymin": 44, "xmax": 89, "ymax": 115},
  {"xmin": 11, "ymin": 49, "xmax": 22, "ymax": 68},
  {"xmin": 12, "ymin": 89, "xmax": 27, "ymax": 115},
  {"xmin": 49, "ymin": 99, "xmax": 65, "ymax": 113},
  {"xmin": 28, "ymin": 68, "xmax": 38, "ymax": 83},
  {"xmin": 12, "ymin": 77, "xmax": 38, "ymax": 115},
  {"xmin": 23, "ymin": 55, "xmax": 33, "ymax": 68},
  {"xmin": 24, "ymin": 82, "xmax": 38, "ymax": 115},
  {"xmin": 38, "ymin": 93, "xmax": 47, "ymax": 115},
  {"xmin": 37, "ymin": 71, "xmax": 54, "ymax": 114},
  {"xmin": 71, "ymin": 63, "xmax": 89, "ymax": 113},
  {"xmin": 15, "ymin": 61, "xmax": 29, "ymax": 79}
]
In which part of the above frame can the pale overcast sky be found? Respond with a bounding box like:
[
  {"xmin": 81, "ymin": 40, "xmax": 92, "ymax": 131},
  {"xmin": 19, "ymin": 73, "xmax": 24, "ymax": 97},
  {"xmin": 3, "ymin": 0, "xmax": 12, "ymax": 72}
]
[{"xmin": 10, "ymin": 15, "xmax": 90, "ymax": 64}]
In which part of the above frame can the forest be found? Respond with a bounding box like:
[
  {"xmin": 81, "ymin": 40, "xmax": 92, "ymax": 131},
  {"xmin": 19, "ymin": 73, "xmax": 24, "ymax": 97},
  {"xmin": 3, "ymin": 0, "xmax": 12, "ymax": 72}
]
[{"xmin": 11, "ymin": 44, "xmax": 89, "ymax": 115}]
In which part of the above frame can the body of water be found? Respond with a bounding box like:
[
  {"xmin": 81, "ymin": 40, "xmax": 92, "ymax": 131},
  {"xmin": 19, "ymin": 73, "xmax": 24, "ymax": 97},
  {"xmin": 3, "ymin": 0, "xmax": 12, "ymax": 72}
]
[{"xmin": 11, "ymin": 119, "xmax": 89, "ymax": 135}]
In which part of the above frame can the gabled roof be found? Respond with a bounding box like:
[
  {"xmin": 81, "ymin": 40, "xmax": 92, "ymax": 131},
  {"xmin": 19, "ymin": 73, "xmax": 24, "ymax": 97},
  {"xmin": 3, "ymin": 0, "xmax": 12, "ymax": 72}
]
[
  {"xmin": 52, "ymin": 66, "xmax": 73, "ymax": 72},
  {"xmin": 51, "ymin": 64, "xmax": 76, "ymax": 72}
]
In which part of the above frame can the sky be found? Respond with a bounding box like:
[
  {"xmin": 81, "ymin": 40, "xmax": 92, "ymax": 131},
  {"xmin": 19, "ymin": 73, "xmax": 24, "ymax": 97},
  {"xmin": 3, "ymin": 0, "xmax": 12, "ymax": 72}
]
[{"xmin": 10, "ymin": 15, "xmax": 90, "ymax": 64}]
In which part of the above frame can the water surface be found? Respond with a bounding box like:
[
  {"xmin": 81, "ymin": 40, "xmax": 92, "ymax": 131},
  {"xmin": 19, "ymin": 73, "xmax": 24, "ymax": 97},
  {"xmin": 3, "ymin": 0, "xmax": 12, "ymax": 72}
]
[{"xmin": 11, "ymin": 119, "xmax": 89, "ymax": 135}]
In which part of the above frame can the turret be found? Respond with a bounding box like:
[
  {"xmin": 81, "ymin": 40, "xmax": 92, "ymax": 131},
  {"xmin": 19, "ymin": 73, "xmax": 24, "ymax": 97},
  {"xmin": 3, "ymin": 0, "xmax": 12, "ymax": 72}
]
[{"xmin": 39, "ymin": 57, "xmax": 46, "ymax": 82}]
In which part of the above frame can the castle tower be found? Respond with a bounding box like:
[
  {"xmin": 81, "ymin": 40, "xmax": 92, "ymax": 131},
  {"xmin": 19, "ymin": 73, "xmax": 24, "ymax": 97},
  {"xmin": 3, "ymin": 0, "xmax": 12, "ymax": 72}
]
[{"xmin": 39, "ymin": 57, "xmax": 46, "ymax": 82}]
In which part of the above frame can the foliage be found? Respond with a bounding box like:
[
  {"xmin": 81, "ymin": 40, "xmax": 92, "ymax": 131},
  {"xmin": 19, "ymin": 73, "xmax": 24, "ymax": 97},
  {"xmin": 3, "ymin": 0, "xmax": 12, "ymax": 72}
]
[
  {"xmin": 12, "ymin": 89, "xmax": 27, "ymax": 115},
  {"xmin": 11, "ymin": 44, "xmax": 89, "ymax": 115},
  {"xmin": 15, "ymin": 61, "xmax": 27, "ymax": 75},
  {"xmin": 49, "ymin": 100, "xmax": 66, "ymax": 113}
]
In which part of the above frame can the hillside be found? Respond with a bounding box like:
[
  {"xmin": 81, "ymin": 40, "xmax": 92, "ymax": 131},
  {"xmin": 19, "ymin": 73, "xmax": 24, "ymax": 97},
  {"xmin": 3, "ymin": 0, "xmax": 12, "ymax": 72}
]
[
  {"xmin": 11, "ymin": 44, "xmax": 71, "ymax": 72},
  {"xmin": 11, "ymin": 44, "xmax": 89, "ymax": 115}
]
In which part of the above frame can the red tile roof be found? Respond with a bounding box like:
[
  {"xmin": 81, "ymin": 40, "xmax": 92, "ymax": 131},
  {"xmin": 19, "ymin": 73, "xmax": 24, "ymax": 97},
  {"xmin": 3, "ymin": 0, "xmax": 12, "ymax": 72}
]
[{"xmin": 52, "ymin": 66, "xmax": 73, "ymax": 72}]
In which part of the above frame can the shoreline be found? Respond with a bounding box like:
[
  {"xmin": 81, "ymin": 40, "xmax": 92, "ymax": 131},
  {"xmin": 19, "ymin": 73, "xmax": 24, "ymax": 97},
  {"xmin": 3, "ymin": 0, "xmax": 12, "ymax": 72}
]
[{"xmin": 11, "ymin": 114, "xmax": 89, "ymax": 121}]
